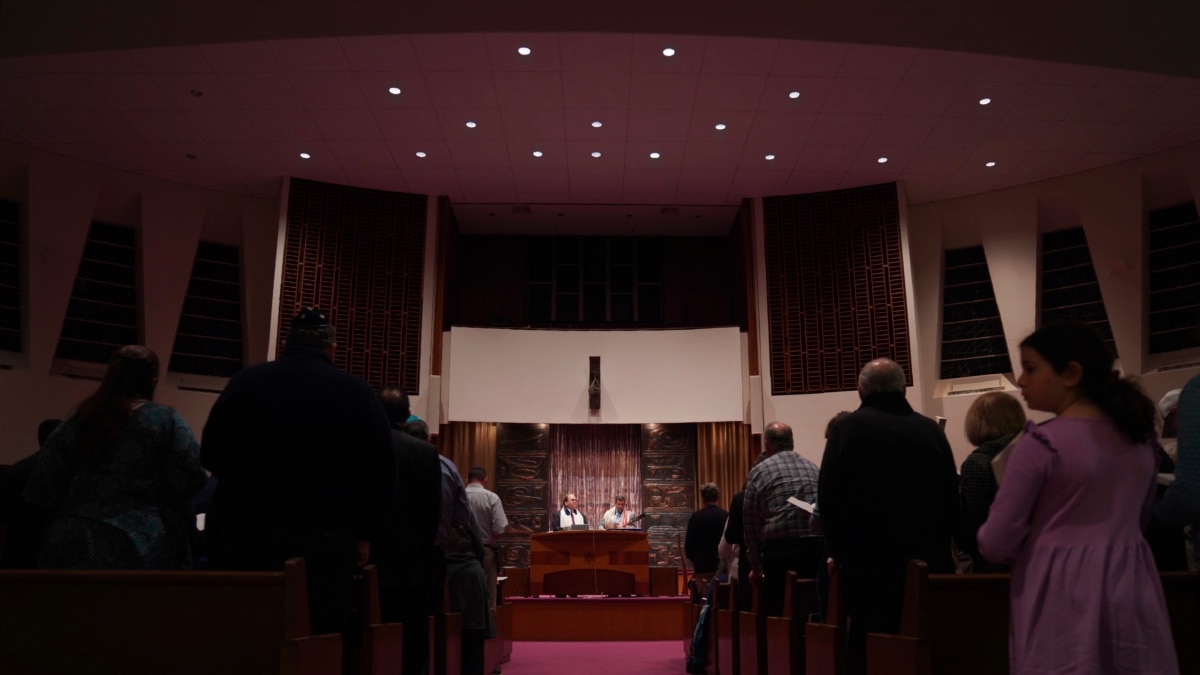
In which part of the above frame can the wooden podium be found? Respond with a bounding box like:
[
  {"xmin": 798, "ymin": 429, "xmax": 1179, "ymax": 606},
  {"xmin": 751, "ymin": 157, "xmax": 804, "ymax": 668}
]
[{"xmin": 528, "ymin": 530, "xmax": 650, "ymax": 596}]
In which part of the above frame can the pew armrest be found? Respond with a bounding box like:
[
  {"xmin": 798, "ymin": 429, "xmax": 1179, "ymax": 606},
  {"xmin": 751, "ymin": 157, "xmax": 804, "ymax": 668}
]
[{"xmin": 865, "ymin": 633, "xmax": 929, "ymax": 675}]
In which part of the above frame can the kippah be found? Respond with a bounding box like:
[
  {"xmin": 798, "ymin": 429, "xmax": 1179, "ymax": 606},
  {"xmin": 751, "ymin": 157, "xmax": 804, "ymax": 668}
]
[{"xmin": 292, "ymin": 306, "xmax": 331, "ymax": 329}]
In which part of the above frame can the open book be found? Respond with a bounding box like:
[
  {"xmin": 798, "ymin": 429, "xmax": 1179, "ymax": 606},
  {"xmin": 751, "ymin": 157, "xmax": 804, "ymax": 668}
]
[{"xmin": 991, "ymin": 431, "xmax": 1023, "ymax": 485}]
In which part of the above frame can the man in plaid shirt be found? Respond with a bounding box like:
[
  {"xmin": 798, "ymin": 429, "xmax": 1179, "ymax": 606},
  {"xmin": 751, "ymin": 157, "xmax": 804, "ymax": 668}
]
[{"xmin": 742, "ymin": 421, "xmax": 822, "ymax": 616}]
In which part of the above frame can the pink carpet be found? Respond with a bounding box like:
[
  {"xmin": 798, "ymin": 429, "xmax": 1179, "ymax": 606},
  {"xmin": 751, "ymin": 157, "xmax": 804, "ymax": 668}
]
[{"xmin": 501, "ymin": 640, "xmax": 685, "ymax": 675}]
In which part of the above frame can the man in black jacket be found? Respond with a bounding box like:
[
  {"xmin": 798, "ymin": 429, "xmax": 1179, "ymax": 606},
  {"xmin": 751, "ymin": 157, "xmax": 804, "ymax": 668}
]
[
  {"xmin": 818, "ymin": 358, "xmax": 958, "ymax": 675},
  {"xmin": 201, "ymin": 308, "xmax": 395, "ymax": 638}
]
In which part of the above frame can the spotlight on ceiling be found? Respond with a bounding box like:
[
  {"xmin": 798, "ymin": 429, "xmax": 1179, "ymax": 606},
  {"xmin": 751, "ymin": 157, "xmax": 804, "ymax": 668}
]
[{"xmin": 517, "ymin": 46, "xmax": 532, "ymax": 56}]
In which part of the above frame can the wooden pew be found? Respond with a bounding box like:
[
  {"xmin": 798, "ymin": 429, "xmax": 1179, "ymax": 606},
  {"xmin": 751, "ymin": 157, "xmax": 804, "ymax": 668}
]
[
  {"xmin": 716, "ymin": 579, "xmax": 739, "ymax": 675},
  {"xmin": 1160, "ymin": 571, "xmax": 1200, "ymax": 674},
  {"xmin": 0, "ymin": 557, "xmax": 341, "ymax": 675},
  {"xmin": 805, "ymin": 565, "xmax": 846, "ymax": 675},
  {"xmin": 738, "ymin": 578, "xmax": 761, "ymax": 675},
  {"xmin": 766, "ymin": 572, "xmax": 818, "ymax": 675},
  {"xmin": 434, "ymin": 576, "xmax": 463, "ymax": 675},
  {"xmin": 354, "ymin": 565, "xmax": 404, "ymax": 675},
  {"xmin": 864, "ymin": 560, "xmax": 1008, "ymax": 675}
]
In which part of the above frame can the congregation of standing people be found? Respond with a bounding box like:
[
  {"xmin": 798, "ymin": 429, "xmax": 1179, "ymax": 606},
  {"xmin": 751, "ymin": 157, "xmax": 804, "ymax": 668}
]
[{"xmin": 2, "ymin": 317, "xmax": 1199, "ymax": 675}]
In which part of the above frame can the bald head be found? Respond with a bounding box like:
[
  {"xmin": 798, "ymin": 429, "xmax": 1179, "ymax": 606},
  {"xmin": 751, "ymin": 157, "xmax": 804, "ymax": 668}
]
[
  {"xmin": 762, "ymin": 421, "xmax": 794, "ymax": 456},
  {"xmin": 858, "ymin": 358, "xmax": 906, "ymax": 399}
]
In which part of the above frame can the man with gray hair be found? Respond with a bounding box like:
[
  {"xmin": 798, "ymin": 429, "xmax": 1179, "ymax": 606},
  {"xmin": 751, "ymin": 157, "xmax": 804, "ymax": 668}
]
[
  {"xmin": 818, "ymin": 358, "xmax": 958, "ymax": 675},
  {"xmin": 743, "ymin": 421, "xmax": 822, "ymax": 616},
  {"xmin": 202, "ymin": 307, "xmax": 395, "ymax": 644}
]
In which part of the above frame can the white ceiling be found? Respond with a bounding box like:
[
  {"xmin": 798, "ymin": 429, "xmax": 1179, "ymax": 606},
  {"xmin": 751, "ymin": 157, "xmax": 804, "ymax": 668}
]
[{"xmin": 2, "ymin": 27, "xmax": 1199, "ymax": 234}]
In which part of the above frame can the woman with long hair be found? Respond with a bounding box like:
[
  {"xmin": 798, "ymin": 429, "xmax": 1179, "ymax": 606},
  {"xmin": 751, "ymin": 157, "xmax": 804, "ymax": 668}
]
[
  {"xmin": 978, "ymin": 324, "xmax": 1177, "ymax": 674},
  {"xmin": 24, "ymin": 345, "xmax": 207, "ymax": 568}
]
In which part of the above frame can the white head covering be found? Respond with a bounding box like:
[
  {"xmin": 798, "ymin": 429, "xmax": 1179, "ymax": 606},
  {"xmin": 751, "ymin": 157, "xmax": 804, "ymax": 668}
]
[{"xmin": 1159, "ymin": 389, "xmax": 1181, "ymax": 419}]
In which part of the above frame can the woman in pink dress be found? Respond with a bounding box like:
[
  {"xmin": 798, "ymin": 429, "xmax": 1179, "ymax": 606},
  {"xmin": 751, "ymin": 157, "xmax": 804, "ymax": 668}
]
[{"xmin": 978, "ymin": 323, "xmax": 1178, "ymax": 675}]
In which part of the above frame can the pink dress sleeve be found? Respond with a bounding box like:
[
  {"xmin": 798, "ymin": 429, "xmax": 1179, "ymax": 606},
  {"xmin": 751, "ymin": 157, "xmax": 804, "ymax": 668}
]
[{"xmin": 977, "ymin": 422, "xmax": 1054, "ymax": 565}]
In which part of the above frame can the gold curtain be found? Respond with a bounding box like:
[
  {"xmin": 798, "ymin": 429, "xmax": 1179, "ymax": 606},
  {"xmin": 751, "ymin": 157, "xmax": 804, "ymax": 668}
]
[
  {"xmin": 696, "ymin": 421, "xmax": 753, "ymax": 509},
  {"xmin": 549, "ymin": 424, "xmax": 642, "ymax": 525},
  {"xmin": 440, "ymin": 421, "xmax": 498, "ymax": 483}
]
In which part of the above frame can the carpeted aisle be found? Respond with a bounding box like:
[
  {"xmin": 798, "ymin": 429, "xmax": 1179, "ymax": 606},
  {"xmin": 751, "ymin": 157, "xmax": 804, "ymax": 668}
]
[{"xmin": 501, "ymin": 640, "xmax": 684, "ymax": 675}]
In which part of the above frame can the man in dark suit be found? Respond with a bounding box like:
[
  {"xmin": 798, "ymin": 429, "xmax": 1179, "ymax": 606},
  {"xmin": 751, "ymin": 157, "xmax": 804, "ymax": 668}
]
[
  {"xmin": 549, "ymin": 493, "xmax": 586, "ymax": 531},
  {"xmin": 818, "ymin": 358, "xmax": 958, "ymax": 675},
  {"xmin": 374, "ymin": 386, "xmax": 443, "ymax": 675}
]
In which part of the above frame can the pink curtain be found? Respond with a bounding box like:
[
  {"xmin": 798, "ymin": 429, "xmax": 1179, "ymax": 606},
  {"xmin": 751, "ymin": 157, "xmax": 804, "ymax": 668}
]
[{"xmin": 549, "ymin": 424, "xmax": 642, "ymax": 525}]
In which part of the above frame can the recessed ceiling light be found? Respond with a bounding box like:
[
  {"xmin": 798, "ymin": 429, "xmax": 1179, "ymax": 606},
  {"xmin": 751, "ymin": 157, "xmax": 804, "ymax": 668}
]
[
  {"xmin": 415, "ymin": 151, "xmax": 427, "ymax": 158},
  {"xmin": 649, "ymin": 152, "xmax": 661, "ymax": 159},
  {"xmin": 465, "ymin": 121, "xmax": 477, "ymax": 128},
  {"xmin": 387, "ymin": 86, "xmax": 402, "ymax": 95},
  {"xmin": 877, "ymin": 157, "xmax": 888, "ymax": 164},
  {"xmin": 299, "ymin": 152, "xmax": 311, "ymax": 159},
  {"xmin": 591, "ymin": 120, "xmax": 603, "ymax": 128},
  {"xmin": 517, "ymin": 46, "xmax": 532, "ymax": 56},
  {"xmin": 985, "ymin": 161, "xmax": 997, "ymax": 167},
  {"xmin": 979, "ymin": 97, "xmax": 992, "ymax": 106},
  {"xmin": 591, "ymin": 151, "xmax": 602, "ymax": 158},
  {"xmin": 714, "ymin": 123, "xmax": 727, "ymax": 131},
  {"xmin": 765, "ymin": 154, "xmax": 776, "ymax": 161},
  {"xmin": 662, "ymin": 47, "xmax": 676, "ymax": 57},
  {"xmin": 532, "ymin": 150, "xmax": 544, "ymax": 158},
  {"xmin": 189, "ymin": 89, "xmax": 203, "ymax": 97},
  {"xmin": 788, "ymin": 91, "xmax": 801, "ymax": 99},
  {"xmin": 185, "ymin": 153, "xmax": 197, "ymax": 160}
]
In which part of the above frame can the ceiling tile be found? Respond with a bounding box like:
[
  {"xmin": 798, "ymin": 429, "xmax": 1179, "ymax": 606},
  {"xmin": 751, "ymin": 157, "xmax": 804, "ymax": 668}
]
[
  {"xmin": 558, "ymin": 33, "xmax": 634, "ymax": 72},
  {"xmin": 289, "ymin": 166, "xmax": 350, "ymax": 185},
  {"xmin": 373, "ymin": 108, "xmax": 445, "ymax": 140},
  {"xmin": 563, "ymin": 108, "xmax": 627, "ymax": 140},
  {"xmin": 150, "ymin": 72, "xmax": 238, "ymax": 110},
  {"xmin": 851, "ymin": 146, "xmax": 914, "ymax": 174},
  {"xmin": 267, "ymin": 140, "xmax": 339, "ymax": 170},
  {"xmin": 807, "ymin": 113, "xmax": 878, "ymax": 146},
  {"xmin": 793, "ymin": 144, "xmax": 859, "ymax": 173},
  {"xmin": 327, "ymin": 141, "xmax": 397, "ymax": 168},
  {"xmin": 1067, "ymin": 86, "xmax": 1149, "ymax": 122},
  {"xmin": 624, "ymin": 141, "xmax": 686, "ymax": 169},
  {"xmin": 387, "ymin": 141, "xmax": 455, "ymax": 168},
  {"xmin": 864, "ymin": 115, "xmax": 939, "ymax": 147},
  {"xmin": 783, "ymin": 171, "xmax": 846, "ymax": 194},
  {"xmin": 185, "ymin": 110, "xmax": 262, "ymax": 143},
  {"xmin": 747, "ymin": 111, "xmax": 816, "ymax": 144},
  {"xmin": 438, "ymin": 108, "xmax": 506, "ymax": 141},
  {"xmin": 958, "ymin": 149, "xmax": 1030, "ymax": 175},
  {"xmin": 756, "ymin": 76, "xmax": 834, "ymax": 112},
  {"xmin": 501, "ymin": 108, "xmax": 566, "ymax": 140},
  {"xmin": 945, "ymin": 80, "xmax": 1030, "ymax": 118},
  {"xmin": 508, "ymin": 141, "xmax": 569, "ymax": 168},
  {"xmin": 308, "ymin": 109, "xmax": 383, "ymax": 141},
  {"xmin": 905, "ymin": 146, "xmax": 971, "ymax": 174},
  {"xmin": 686, "ymin": 110, "xmax": 755, "ymax": 142},
  {"xmin": 629, "ymin": 73, "xmax": 699, "ymax": 110},
  {"xmin": 885, "ymin": 79, "xmax": 963, "ymax": 116},
  {"xmin": 412, "ymin": 34, "xmax": 492, "ymax": 72},
  {"xmin": 1146, "ymin": 124, "xmax": 1200, "ymax": 152},
  {"xmin": 288, "ymin": 71, "xmax": 369, "ymax": 109},
  {"xmin": 1008, "ymin": 151, "xmax": 1088, "ymax": 179},
  {"xmin": 972, "ymin": 56, "xmax": 1047, "ymax": 83},
  {"xmin": 446, "ymin": 140, "xmax": 512, "ymax": 167},
  {"xmin": 822, "ymin": 78, "xmax": 900, "ymax": 114},
  {"xmin": 630, "ymin": 35, "xmax": 707, "ymax": 73},
  {"xmin": 486, "ymin": 34, "xmax": 562, "ymax": 72},
  {"xmin": 904, "ymin": 50, "xmax": 986, "ymax": 81},
  {"xmin": 212, "ymin": 142, "xmax": 285, "ymax": 172},
  {"xmin": 700, "ymin": 37, "xmax": 778, "ymax": 74},
  {"xmin": 456, "ymin": 166, "xmax": 516, "ymax": 192},
  {"xmin": 81, "ymin": 73, "xmax": 175, "ymax": 110},
  {"xmin": 1123, "ymin": 87, "xmax": 1200, "ymax": 124},
  {"xmin": 401, "ymin": 167, "xmax": 462, "ymax": 196},
  {"xmin": 568, "ymin": 167, "xmax": 625, "ymax": 192},
  {"xmin": 153, "ymin": 142, "xmax": 230, "ymax": 172},
  {"xmin": 353, "ymin": 72, "xmax": 435, "ymax": 109},
  {"xmin": 0, "ymin": 72, "xmax": 110, "ymax": 110},
  {"xmin": 923, "ymin": 117, "xmax": 998, "ymax": 148},
  {"xmin": 1037, "ymin": 62, "xmax": 1107, "ymax": 86},
  {"xmin": 0, "ymin": 54, "xmax": 73, "ymax": 73},
  {"xmin": 198, "ymin": 43, "xmax": 281, "ymax": 72},
  {"xmin": 770, "ymin": 41, "xmax": 848, "ymax": 78},
  {"xmin": 936, "ymin": 174, "xmax": 1000, "ymax": 200},
  {"xmin": 623, "ymin": 167, "xmax": 680, "ymax": 194},
  {"xmin": 1037, "ymin": 121, "xmax": 1114, "ymax": 152},
  {"xmin": 838, "ymin": 44, "xmax": 918, "ymax": 79},
  {"xmin": 1008, "ymin": 83, "xmax": 1092, "ymax": 120},
  {"xmin": 121, "ymin": 110, "xmax": 202, "ymax": 142},
  {"xmin": 244, "ymin": 109, "xmax": 321, "ymax": 141},
  {"xmin": 513, "ymin": 166, "xmax": 571, "ymax": 193},
  {"xmin": 899, "ymin": 174, "xmax": 950, "ymax": 204},
  {"xmin": 1090, "ymin": 124, "xmax": 1172, "ymax": 154},
  {"xmin": 424, "ymin": 72, "xmax": 499, "ymax": 108},
  {"xmin": 128, "ymin": 46, "xmax": 213, "ymax": 73},
  {"xmin": 567, "ymin": 190, "xmax": 623, "ymax": 204},
  {"xmin": 626, "ymin": 109, "xmax": 692, "ymax": 141},
  {"xmin": 221, "ymin": 72, "xmax": 303, "ymax": 109},
  {"xmin": 268, "ymin": 38, "xmax": 351, "ymax": 71},
  {"xmin": 493, "ymin": 71, "xmax": 564, "ymax": 108},
  {"xmin": 681, "ymin": 142, "xmax": 746, "ymax": 170},
  {"xmin": 562, "ymin": 71, "xmax": 630, "ymax": 108},
  {"xmin": 676, "ymin": 169, "xmax": 735, "ymax": 194},
  {"xmin": 728, "ymin": 170, "xmax": 791, "ymax": 197},
  {"xmin": 338, "ymin": 35, "xmax": 421, "ymax": 71},
  {"xmin": 981, "ymin": 118, "xmax": 1059, "ymax": 151},
  {"xmin": 14, "ymin": 109, "xmax": 140, "ymax": 143},
  {"xmin": 692, "ymin": 74, "xmax": 767, "ymax": 111},
  {"xmin": 98, "ymin": 143, "xmax": 175, "ymax": 172},
  {"xmin": 62, "ymin": 51, "xmax": 144, "ymax": 73},
  {"xmin": 564, "ymin": 140, "xmax": 626, "ymax": 168}
]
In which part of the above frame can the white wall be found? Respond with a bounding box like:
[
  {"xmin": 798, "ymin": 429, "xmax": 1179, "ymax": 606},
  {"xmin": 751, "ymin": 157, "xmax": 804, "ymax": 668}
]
[
  {"xmin": 753, "ymin": 141, "xmax": 1200, "ymax": 468},
  {"xmin": 444, "ymin": 326, "xmax": 744, "ymax": 424}
]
